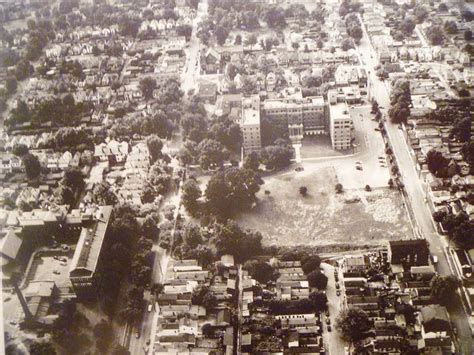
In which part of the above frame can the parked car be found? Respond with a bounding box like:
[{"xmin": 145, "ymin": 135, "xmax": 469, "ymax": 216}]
[
  {"xmin": 336, "ymin": 290, "xmax": 341, "ymax": 296},
  {"xmin": 135, "ymin": 332, "xmax": 140, "ymax": 339},
  {"xmin": 53, "ymin": 270, "xmax": 60, "ymax": 275},
  {"xmin": 327, "ymin": 325, "xmax": 332, "ymax": 332},
  {"xmin": 147, "ymin": 304, "xmax": 153, "ymax": 312},
  {"xmin": 53, "ymin": 256, "xmax": 60, "ymax": 260},
  {"xmin": 431, "ymin": 255, "xmax": 438, "ymax": 264},
  {"xmin": 326, "ymin": 317, "xmax": 331, "ymax": 325},
  {"xmin": 325, "ymin": 310, "xmax": 330, "ymax": 317},
  {"xmin": 295, "ymin": 167, "xmax": 304, "ymax": 172}
]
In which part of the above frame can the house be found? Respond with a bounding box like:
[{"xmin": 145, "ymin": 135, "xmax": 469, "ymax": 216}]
[
  {"xmin": 197, "ymin": 81, "xmax": 218, "ymax": 103},
  {"xmin": 201, "ymin": 48, "xmax": 221, "ymax": 74}
]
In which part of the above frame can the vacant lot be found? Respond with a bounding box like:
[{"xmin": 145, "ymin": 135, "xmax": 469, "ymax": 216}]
[{"xmin": 237, "ymin": 166, "xmax": 412, "ymax": 247}]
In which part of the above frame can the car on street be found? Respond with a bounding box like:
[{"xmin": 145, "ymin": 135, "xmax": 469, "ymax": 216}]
[
  {"xmin": 325, "ymin": 310, "xmax": 330, "ymax": 317},
  {"xmin": 326, "ymin": 317, "xmax": 331, "ymax": 325},
  {"xmin": 135, "ymin": 332, "xmax": 140, "ymax": 339},
  {"xmin": 335, "ymin": 283, "xmax": 340, "ymax": 290},
  {"xmin": 356, "ymin": 165, "xmax": 363, "ymax": 171},
  {"xmin": 295, "ymin": 167, "xmax": 304, "ymax": 172},
  {"xmin": 53, "ymin": 270, "xmax": 60, "ymax": 275},
  {"xmin": 146, "ymin": 340, "xmax": 151, "ymax": 346},
  {"xmin": 53, "ymin": 256, "xmax": 60, "ymax": 260},
  {"xmin": 147, "ymin": 303, "xmax": 153, "ymax": 312},
  {"xmin": 327, "ymin": 325, "xmax": 332, "ymax": 332},
  {"xmin": 336, "ymin": 290, "xmax": 341, "ymax": 296},
  {"xmin": 431, "ymin": 255, "xmax": 438, "ymax": 264},
  {"xmin": 374, "ymin": 128, "xmax": 380, "ymax": 132}
]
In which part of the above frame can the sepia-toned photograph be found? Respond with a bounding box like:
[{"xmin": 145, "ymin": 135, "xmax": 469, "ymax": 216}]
[{"xmin": 0, "ymin": 0, "xmax": 473, "ymax": 354}]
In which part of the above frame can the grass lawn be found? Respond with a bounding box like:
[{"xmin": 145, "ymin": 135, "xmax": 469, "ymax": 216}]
[{"xmin": 236, "ymin": 165, "xmax": 413, "ymax": 248}]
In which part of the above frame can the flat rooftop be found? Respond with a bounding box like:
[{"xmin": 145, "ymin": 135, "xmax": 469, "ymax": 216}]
[
  {"xmin": 329, "ymin": 102, "xmax": 351, "ymax": 120},
  {"xmin": 241, "ymin": 95, "xmax": 260, "ymax": 126}
]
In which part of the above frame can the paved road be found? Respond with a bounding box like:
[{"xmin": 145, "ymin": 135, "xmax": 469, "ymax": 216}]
[
  {"xmin": 356, "ymin": 18, "xmax": 473, "ymax": 354},
  {"xmin": 321, "ymin": 263, "xmax": 346, "ymax": 355},
  {"xmin": 181, "ymin": 0, "xmax": 208, "ymax": 94}
]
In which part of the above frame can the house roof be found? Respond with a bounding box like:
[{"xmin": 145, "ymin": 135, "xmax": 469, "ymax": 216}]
[
  {"xmin": 420, "ymin": 305, "xmax": 450, "ymax": 333},
  {"xmin": 0, "ymin": 229, "xmax": 22, "ymax": 260}
]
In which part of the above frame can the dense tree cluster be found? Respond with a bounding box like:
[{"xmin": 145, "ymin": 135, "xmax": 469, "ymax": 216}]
[
  {"xmin": 339, "ymin": 0, "xmax": 362, "ymax": 17},
  {"xmin": 388, "ymin": 80, "xmax": 411, "ymax": 124},
  {"xmin": 211, "ymin": 220, "xmax": 263, "ymax": 262},
  {"xmin": 192, "ymin": 285, "xmax": 217, "ymax": 309},
  {"xmin": 345, "ymin": 13, "xmax": 363, "ymax": 44},
  {"xmin": 243, "ymin": 260, "xmax": 279, "ymax": 284},
  {"xmin": 430, "ymin": 275, "xmax": 461, "ymax": 306},
  {"xmin": 336, "ymin": 308, "xmax": 372, "ymax": 344},
  {"xmin": 205, "ymin": 167, "xmax": 263, "ymax": 219},
  {"xmin": 7, "ymin": 95, "xmax": 92, "ymax": 129}
]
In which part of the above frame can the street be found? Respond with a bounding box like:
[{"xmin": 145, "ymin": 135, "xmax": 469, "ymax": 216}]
[
  {"xmin": 181, "ymin": 0, "xmax": 208, "ymax": 94},
  {"xmin": 356, "ymin": 18, "xmax": 473, "ymax": 354},
  {"xmin": 321, "ymin": 263, "xmax": 347, "ymax": 355}
]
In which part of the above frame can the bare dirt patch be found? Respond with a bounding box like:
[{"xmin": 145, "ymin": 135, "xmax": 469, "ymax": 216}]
[{"xmin": 237, "ymin": 166, "xmax": 412, "ymax": 248}]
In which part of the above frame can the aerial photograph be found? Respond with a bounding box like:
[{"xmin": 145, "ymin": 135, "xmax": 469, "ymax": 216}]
[{"xmin": 0, "ymin": 0, "xmax": 473, "ymax": 354}]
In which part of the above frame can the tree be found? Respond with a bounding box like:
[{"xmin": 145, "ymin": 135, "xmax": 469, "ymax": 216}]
[
  {"xmin": 432, "ymin": 210, "xmax": 447, "ymax": 223},
  {"xmin": 93, "ymin": 319, "xmax": 114, "ymax": 352},
  {"xmin": 302, "ymin": 255, "xmax": 321, "ymax": 274},
  {"xmin": 291, "ymin": 42, "xmax": 299, "ymax": 51},
  {"xmin": 426, "ymin": 25, "xmax": 444, "ymax": 45},
  {"xmin": 182, "ymin": 179, "xmax": 202, "ymax": 218},
  {"xmin": 23, "ymin": 153, "xmax": 41, "ymax": 179},
  {"xmin": 146, "ymin": 135, "xmax": 163, "ymax": 163},
  {"xmin": 299, "ymin": 186, "xmax": 308, "ymax": 197},
  {"xmin": 112, "ymin": 345, "xmax": 130, "ymax": 355},
  {"xmin": 309, "ymin": 291, "xmax": 328, "ymax": 311},
  {"xmin": 215, "ymin": 25, "xmax": 229, "ymax": 46},
  {"xmin": 413, "ymin": 5, "xmax": 428, "ymax": 23},
  {"xmin": 243, "ymin": 151, "xmax": 260, "ymax": 171},
  {"xmin": 93, "ymin": 181, "xmax": 118, "ymax": 205},
  {"xmin": 336, "ymin": 309, "xmax": 372, "ymax": 343},
  {"xmin": 63, "ymin": 167, "xmax": 85, "ymax": 191},
  {"xmin": 263, "ymin": 7, "xmax": 287, "ymax": 28},
  {"xmin": 449, "ymin": 220, "xmax": 474, "ymax": 249},
  {"xmin": 438, "ymin": 3, "xmax": 448, "ymax": 12},
  {"xmin": 244, "ymin": 34, "xmax": 258, "ymax": 49},
  {"xmin": 192, "ymin": 285, "xmax": 217, "ymax": 309},
  {"xmin": 243, "ymin": 260, "xmax": 278, "ymax": 284},
  {"xmin": 140, "ymin": 77, "xmax": 157, "ymax": 101},
  {"xmin": 452, "ymin": 117, "xmax": 471, "ymax": 142},
  {"xmin": 5, "ymin": 77, "xmax": 17, "ymax": 95},
  {"xmin": 212, "ymin": 221, "xmax": 262, "ymax": 262},
  {"xmin": 348, "ymin": 25, "xmax": 363, "ymax": 44},
  {"xmin": 444, "ymin": 21, "xmax": 458, "ymax": 35},
  {"xmin": 147, "ymin": 163, "xmax": 173, "ymax": 195},
  {"xmin": 260, "ymin": 145, "xmax": 293, "ymax": 170},
  {"xmin": 426, "ymin": 149, "xmax": 449, "ymax": 177},
  {"xmin": 30, "ymin": 341, "xmax": 57, "ymax": 355},
  {"xmin": 335, "ymin": 183, "xmax": 343, "ymax": 194},
  {"xmin": 12, "ymin": 143, "xmax": 29, "ymax": 156},
  {"xmin": 197, "ymin": 139, "xmax": 230, "ymax": 169},
  {"xmin": 430, "ymin": 275, "xmax": 461, "ymax": 306},
  {"xmin": 15, "ymin": 59, "xmax": 34, "ymax": 81},
  {"xmin": 241, "ymin": 75, "xmax": 258, "ymax": 95},
  {"xmin": 307, "ymin": 270, "xmax": 328, "ymax": 290},
  {"xmin": 464, "ymin": 30, "xmax": 472, "ymax": 41},
  {"xmin": 205, "ymin": 168, "xmax": 263, "ymax": 219},
  {"xmin": 234, "ymin": 34, "xmax": 242, "ymax": 45},
  {"xmin": 208, "ymin": 116, "xmax": 243, "ymax": 152}
]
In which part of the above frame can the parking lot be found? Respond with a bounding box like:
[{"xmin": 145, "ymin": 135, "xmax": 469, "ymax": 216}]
[{"xmin": 23, "ymin": 249, "xmax": 74, "ymax": 294}]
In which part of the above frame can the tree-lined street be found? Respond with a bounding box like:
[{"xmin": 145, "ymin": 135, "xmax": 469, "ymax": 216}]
[{"xmin": 356, "ymin": 17, "xmax": 473, "ymax": 354}]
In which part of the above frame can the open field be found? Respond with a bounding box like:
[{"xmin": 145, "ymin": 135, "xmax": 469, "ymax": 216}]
[{"xmin": 237, "ymin": 165, "xmax": 412, "ymax": 247}]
